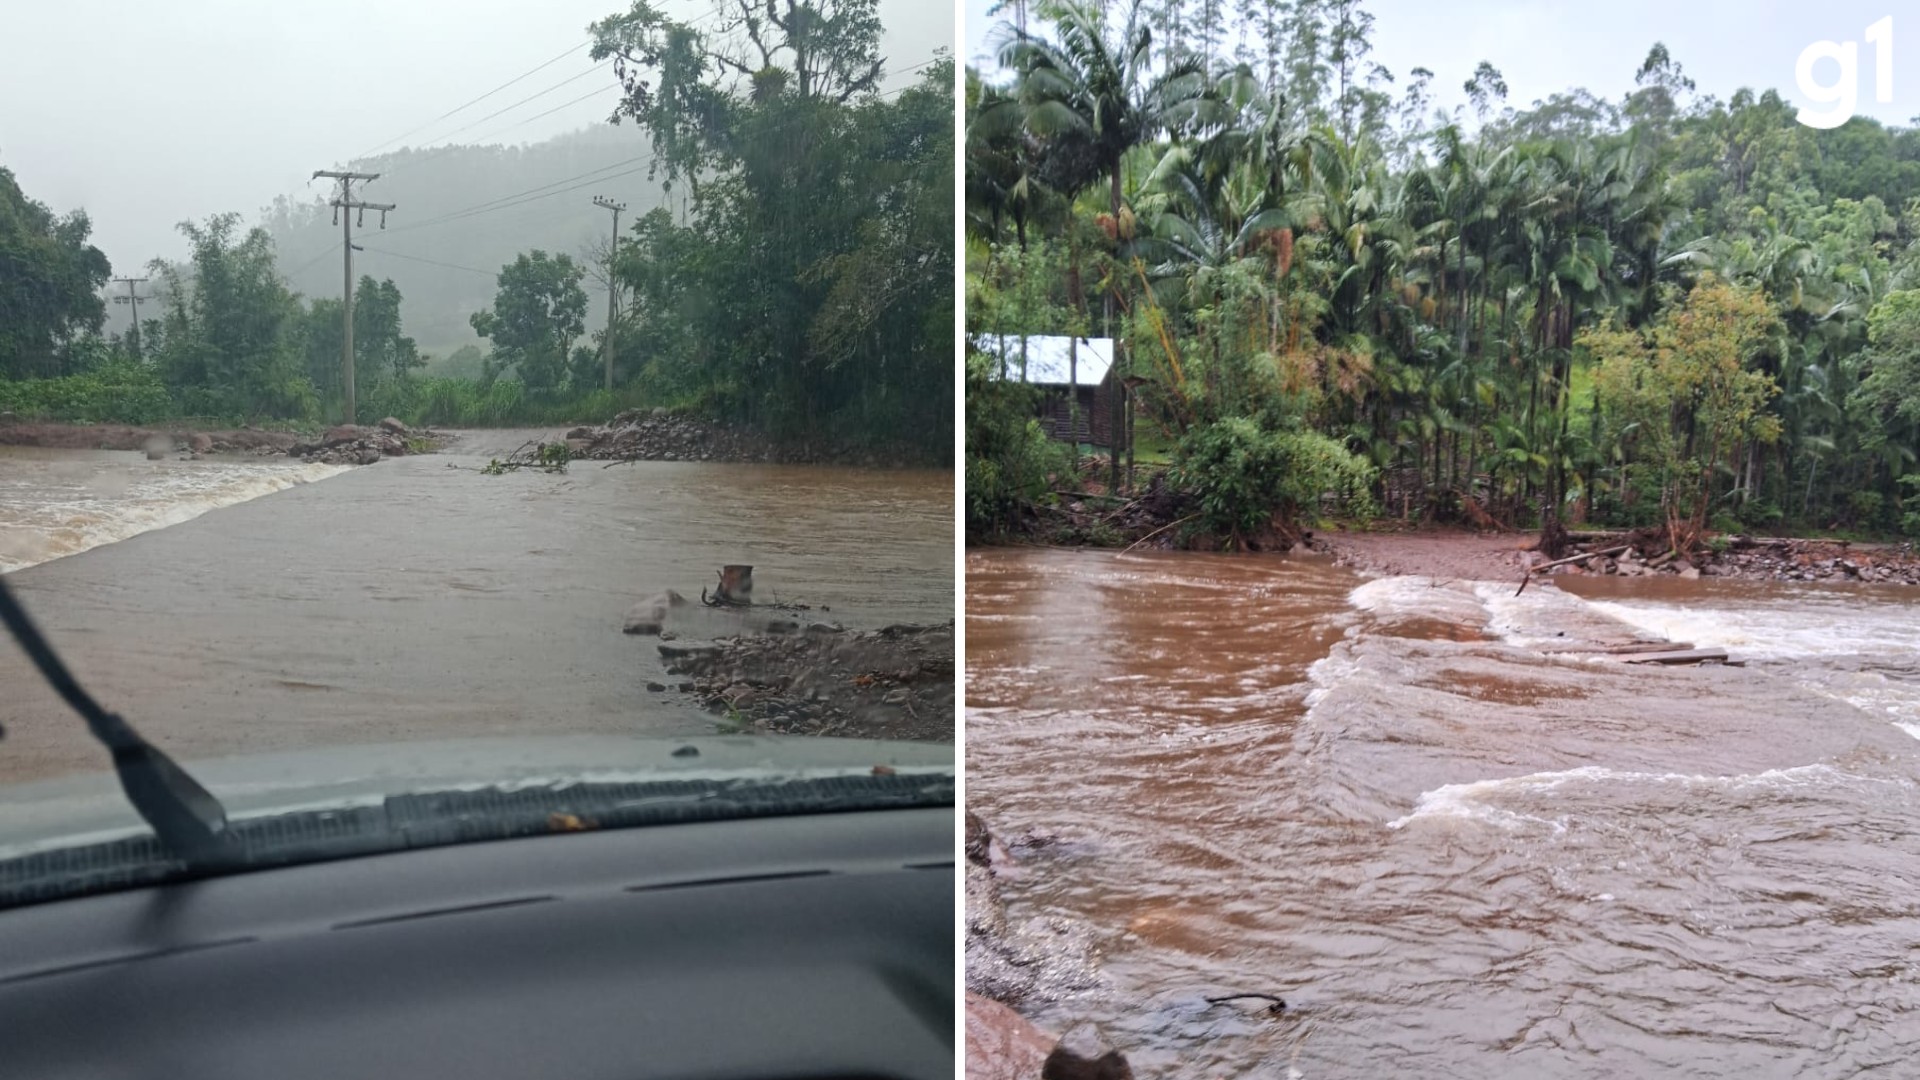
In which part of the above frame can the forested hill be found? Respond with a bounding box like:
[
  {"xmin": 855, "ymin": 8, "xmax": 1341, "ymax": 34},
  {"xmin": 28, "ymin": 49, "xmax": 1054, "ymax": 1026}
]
[{"xmin": 263, "ymin": 125, "xmax": 669, "ymax": 357}]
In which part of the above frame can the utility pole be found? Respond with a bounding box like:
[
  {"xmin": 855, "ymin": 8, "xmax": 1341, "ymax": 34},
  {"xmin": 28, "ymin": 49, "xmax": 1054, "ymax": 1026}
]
[
  {"xmin": 592, "ymin": 196, "xmax": 626, "ymax": 392},
  {"xmin": 313, "ymin": 170, "xmax": 395, "ymax": 424},
  {"xmin": 111, "ymin": 277, "xmax": 149, "ymax": 358}
]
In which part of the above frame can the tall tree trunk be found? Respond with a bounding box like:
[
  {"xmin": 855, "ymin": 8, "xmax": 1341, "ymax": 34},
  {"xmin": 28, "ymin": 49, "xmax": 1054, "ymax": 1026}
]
[{"xmin": 1113, "ymin": 163, "xmax": 1121, "ymax": 491}]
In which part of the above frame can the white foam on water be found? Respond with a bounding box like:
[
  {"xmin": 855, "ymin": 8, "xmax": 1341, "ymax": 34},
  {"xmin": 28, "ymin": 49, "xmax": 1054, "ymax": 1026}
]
[
  {"xmin": 0, "ymin": 458, "xmax": 352, "ymax": 573},
  {"xmin": 1581, "ymin": 594, "xmax": 1920, "ymax": 662},
  {"xmin": 1387, "ymin": 763, "xmax": 1859, "ymax": 830},
  {"xmin": 1303, "ymin": 645, "xmax": 1363, "ymax": 711},
  {"xmin": 1348, "ymin": 575, "xmax": 1489, "ymax": 626},
  {"xmin": 1578, "ymin": 590, "xmax": 1920, "ymax": 740}
]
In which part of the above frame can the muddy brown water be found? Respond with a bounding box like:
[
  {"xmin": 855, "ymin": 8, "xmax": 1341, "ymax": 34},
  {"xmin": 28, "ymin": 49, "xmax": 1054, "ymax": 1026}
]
[
  {"xmin": 967, "ymin": 547, "xmax": 1920, "ymax": 1078},
  {"xmin": 0, "ymin": 431, "xmax": 951, "ymax": 783}
]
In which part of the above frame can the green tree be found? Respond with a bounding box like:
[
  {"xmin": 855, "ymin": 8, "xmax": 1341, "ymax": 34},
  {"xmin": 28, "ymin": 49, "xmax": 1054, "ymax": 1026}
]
[
  {"xmin": 470, "ymin": 251, "xmax": 588, "ymax": 392},
  {"xmin": 303, "ymin": 276, "xmax": 423, "ymax": 414},
  {"xmin": 150, "ymin": 214, "xmax": 314, "ymax": 419},
  {"xmin": 0, "ymin": 163, "xmax": 112, "ymax": 379},
  {"xmin": 1589, "ymin": 278, "xmax": 1782, "ymax": 550},
  {"xmin": 591, "ymin": 2, "xmax": 953, "ymax": 450}
]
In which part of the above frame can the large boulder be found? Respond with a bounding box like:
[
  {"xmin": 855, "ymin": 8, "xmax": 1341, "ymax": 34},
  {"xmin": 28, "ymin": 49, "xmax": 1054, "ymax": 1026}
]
[
  {"xmin": 187, "ymin": 432, "xmax": 213, "ymax": 454},
  {"xmin": 965, "ymin": 994, "xmax": 1057, "ymax": 1080},
  {"xmin": 378, "ymin": 416, "xmax": 409, "ymax": 435},
  {"xmin": 323, "ymin": 424, "xmax": 361, "ymax": 447},
  {"xmin": 622, "ymin": 590, "xmax": 690, "ymax": 635},
  {"xmin": 1044, "ymin": 1026, "xmax": 1135, "ymax": 1080}
]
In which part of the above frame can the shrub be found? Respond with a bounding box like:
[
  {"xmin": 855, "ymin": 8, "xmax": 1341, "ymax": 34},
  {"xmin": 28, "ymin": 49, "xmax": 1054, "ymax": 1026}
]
[
  {"xmin": 0, "ymin": 362, "xmax": 176, "ymax": 424},
  {"xmin": 1170, "ymin": 416, "xmax": 1375, "ymax": 545},
  {"xmin": 965, "ymin": 351, "xmax": 1069, "ymax": 539}
]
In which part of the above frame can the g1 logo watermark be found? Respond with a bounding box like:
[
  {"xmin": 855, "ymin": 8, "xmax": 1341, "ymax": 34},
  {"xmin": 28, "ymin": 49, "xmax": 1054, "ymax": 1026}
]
[{"xmin": 1797, "ymin": 16, "xmax": 1894, "ymax": 128}]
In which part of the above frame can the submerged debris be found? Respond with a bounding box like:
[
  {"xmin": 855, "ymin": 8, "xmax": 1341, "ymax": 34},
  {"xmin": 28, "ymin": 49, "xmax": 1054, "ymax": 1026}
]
[
  {"xmin": 288, "ymin": 419, "xmax": 443, "ymax": 465},
  {"xmin": 1528, "ymin": 530, "xmax": 1920, "ymax": 585},
  {"xmin": 658, "ymin": 620, "xmax": 953, "ymax": 742}
]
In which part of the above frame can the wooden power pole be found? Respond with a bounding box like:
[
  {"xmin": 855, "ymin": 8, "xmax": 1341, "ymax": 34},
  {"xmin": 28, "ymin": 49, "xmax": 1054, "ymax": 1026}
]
[
  {"xmin": 313, "ymin": 170, "xmax": 395, "ymax": 424},
  {"xmin": 592, "ymin": 196, "xmax": 626, "ymax": 392},
  {"xmin": 111, "ymin": 277, "xmax": 149, "ymax": 358}
]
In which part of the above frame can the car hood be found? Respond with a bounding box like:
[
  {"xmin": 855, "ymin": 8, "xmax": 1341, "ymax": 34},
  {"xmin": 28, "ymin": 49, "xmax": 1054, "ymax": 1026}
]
[{"xmin": 0, "ymin": 735, "xmax": 953, "ymax": 858}]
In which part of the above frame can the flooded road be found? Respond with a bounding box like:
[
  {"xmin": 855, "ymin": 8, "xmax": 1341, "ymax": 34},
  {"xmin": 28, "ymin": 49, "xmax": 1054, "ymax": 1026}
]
[
  {"xmin": 0, "ymin": 433, "xmax": 951, "ymax": 783},
  {"xmin": 966, "ymin": 548, "xmax": 1920, "ymax": 1078}
]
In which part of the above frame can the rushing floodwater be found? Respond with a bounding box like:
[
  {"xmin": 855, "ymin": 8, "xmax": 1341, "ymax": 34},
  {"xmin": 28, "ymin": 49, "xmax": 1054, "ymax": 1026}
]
[
  {"xmin": 0, "ymin": 433, "xmax": 951, "ymax": 783},
  {"xmin": 967, "ymin": 548, "xmax": 1920, "ymax": 1078},
  {"xmin": 0, "ymin": 445, "xmax": 350, "ymax": 573}
]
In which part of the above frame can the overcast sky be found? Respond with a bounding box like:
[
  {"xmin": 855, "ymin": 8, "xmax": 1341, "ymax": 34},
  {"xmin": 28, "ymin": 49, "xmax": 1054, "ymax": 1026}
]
[
  {"xmin": 967, "ymin": 0, "xmax": 1917, "ymax": 129},
  {"xmin": 0, "ymin": 0, "xmax": 951, "ymax": 275}
]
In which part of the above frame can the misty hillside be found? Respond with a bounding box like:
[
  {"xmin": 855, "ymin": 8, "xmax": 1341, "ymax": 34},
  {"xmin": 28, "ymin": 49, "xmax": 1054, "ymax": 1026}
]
[{"xmin": 266, "ymin": 124, "xmax": 671, "ymax": 357}]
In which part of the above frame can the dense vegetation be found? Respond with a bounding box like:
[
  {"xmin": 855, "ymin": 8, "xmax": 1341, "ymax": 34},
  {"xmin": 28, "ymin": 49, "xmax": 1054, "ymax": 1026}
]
[
  {"xmin": 3, "ymin": 0, "xmax": 952, "ymax": 461},
  {"xmin": 590, "ymin": 0, "xmax": 953, "ymax": 445},
  {"xmin": 966, "ymin": 0, "xmax": 1920, "ymax": 546}
]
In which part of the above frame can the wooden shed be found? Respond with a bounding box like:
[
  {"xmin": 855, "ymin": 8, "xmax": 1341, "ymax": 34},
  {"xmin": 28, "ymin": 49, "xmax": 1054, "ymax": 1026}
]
[{"xmin": 977, "ymin": 334, "xmax": 1117, "ymax": 449}]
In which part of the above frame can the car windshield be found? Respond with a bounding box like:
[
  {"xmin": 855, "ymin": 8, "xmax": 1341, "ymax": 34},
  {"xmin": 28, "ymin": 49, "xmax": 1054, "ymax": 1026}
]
[{"xmin": 0, "ymin": 0, "xmax": 954, "ymax": 908}]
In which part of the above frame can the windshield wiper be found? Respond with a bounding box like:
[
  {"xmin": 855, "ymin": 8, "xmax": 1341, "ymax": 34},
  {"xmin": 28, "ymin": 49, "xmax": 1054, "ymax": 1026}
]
[{"xmin": 0, "ymin": 577, "xmax": 231, "ymax": 869}]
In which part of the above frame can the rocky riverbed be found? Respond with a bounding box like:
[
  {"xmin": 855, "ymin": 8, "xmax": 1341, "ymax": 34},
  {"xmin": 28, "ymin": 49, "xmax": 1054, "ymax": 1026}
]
[
  {"xmin": 1325, "ymin": 525, "xmax": 1920, "ymax": 586},
  {"xmin": 1546, "ymin": 533, "xmax": 1920, "ymax": 585},
  {"xmin": 0, "ymin": 421, "xmax": 298, "ymax": 455},
  {"xmin": 564, "ymin": 409, "xmax": 932, "ymax": 467},
  {"xmin": 288, "ymin": 417, "xmax": 446, "ymax": 465},
  {"xmin": 655, "ymin": 619, "xmax": 954, "ymax": 742},
  {"xmin": 965, "ymin": 810, "xmax": 1126, "ymax": 1077}
]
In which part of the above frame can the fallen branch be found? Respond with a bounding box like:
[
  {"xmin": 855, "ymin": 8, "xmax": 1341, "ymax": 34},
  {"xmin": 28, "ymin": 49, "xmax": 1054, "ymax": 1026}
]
[
  {"xmin": 1515, "ymin": 544, "xmax": 1630, "ymax": 596},
  {"xmin": 478, "ymin": 439, "xmax": 570, "ymax": 475},
  {"xmin": 1121, "ymin": 513, "xmax": 1200, "ymax": 554},
  {"xmin": 1205, "ymin": 993, "xmax": 1288, "ymax": 1013}
]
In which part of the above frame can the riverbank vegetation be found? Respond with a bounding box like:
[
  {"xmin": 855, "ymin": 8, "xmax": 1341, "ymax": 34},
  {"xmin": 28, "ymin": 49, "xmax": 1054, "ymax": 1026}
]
[
  {"xmin": 1, "ymin": 0, "xmax": 951, "ymax": 463},
  {"xmin": 965, "ymin": 0, "xmax": 1920, "ymax": 548}
]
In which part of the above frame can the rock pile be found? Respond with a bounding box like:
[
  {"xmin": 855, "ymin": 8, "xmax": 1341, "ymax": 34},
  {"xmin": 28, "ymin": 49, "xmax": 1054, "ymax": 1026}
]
[
  {"xmin": 566, "ymin": 408, "xmax": 924, "ymax": 466},
  {"xmin": 567, "ymin": 409, "xmax": 779, "ymax": 464},
  {"xmin": 1540, "ymin": 533, "xmax": 1920, "ymax": 585},
  {"xmin": 657, "ymin": 620, "xmax": 954, "ymax": 741},
  {"xmin": 288, "ymin": 417, "xmax": 436, "ymax": 465}
]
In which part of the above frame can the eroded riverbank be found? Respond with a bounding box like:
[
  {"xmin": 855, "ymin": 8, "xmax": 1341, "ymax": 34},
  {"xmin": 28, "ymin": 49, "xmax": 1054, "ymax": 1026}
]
[
  {"xmin": 0, "ymin": 435, "xmax": 951, "ymax": 783},
  {"xmin": 966, "ymin": 547, "xmax": 1920, "ymax": 1077}
]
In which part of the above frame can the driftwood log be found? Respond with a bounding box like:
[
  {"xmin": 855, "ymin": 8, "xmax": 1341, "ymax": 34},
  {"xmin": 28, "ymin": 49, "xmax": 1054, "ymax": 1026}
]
[{"xmin": 1514, "ymin": 545, "xmax": 1631, "ymax": 596}]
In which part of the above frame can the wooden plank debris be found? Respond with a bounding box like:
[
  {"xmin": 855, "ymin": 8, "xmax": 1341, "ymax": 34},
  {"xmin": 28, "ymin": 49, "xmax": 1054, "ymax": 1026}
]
[
  {"xmin": 1542, "ymin": 641, "xmax": 1697, "ymax": 655},
  {"xmin": 1620, "ymin": 648, "xmax": 1741, "ymax": 666}
]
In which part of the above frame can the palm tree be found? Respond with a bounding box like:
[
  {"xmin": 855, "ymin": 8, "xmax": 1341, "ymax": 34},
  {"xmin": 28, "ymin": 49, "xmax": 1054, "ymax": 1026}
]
[{"xmin": 995, "ymin": 0, "xmax": 1224, "ymax": 491}]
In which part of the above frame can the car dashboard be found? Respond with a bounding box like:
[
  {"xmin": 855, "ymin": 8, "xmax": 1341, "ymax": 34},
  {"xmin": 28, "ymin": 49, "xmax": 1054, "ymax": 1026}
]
[{"xmin": 0, "ymin": 806, "xmax": 954, "ymax": 1080}]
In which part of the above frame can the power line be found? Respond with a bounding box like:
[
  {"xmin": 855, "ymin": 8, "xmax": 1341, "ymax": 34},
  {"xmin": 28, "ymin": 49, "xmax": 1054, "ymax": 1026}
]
[
  {"xmin": 373, "ymin": 64, "xmax": 942, "ymax": 238},
  {"xmin": 284, "ymin": 241, "xmax": 344, "ymax": 281},
  {"xmin": 354, "ymin": 246, "xmax": 496, "ymax": 277},
  {"xmin": 351, "ymin": 39, "xmax": 589, "ymax": 162},
  {"xmin": 337, "ymin": 2, "xmax": 741, "ymax": 171},
  {"xmin": 409, "ymin": 61, "xmax": 614, "ymax": 151},
  {"xmin": 377, "ymin": 154, "xmax": 654, "ymax": 236},
  {"xmin": 350, "ymin": 3, "xmax": 734, "ymax": 168},
  {"xmin": 471, "ymin": 84, "xmax": 623, "ymax": 141}
]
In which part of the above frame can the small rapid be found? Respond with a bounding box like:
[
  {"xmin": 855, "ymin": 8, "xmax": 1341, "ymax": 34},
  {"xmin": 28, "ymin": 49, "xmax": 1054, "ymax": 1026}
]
[
  {"xmin": 967, "ymin": 548, "xmax": 1920, "ymax": 1078},
  {"xmin": 0, "ymin": 446, "xmax": 350, "ymax": 573}
]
